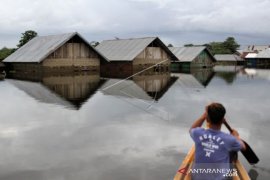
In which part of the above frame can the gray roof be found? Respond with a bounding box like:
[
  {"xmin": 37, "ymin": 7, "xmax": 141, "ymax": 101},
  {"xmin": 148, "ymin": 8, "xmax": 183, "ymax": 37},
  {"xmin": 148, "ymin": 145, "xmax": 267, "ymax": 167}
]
[
  {"xmin": 214, "ymin": 54, "xmax": 243, "ymax": 61},
  {"xmin": 3, "ymin": 32, "xmax": 107, "ymax": 63},
  {"xmin": 96, "ymin": 37, "xmax": 177, "ymax": 61},
  {"xmin": 169, "ymin": 46, "xmax": 212, "ymax": 62},
  {"xmin": 256, "ymin": 48, "xmax": 270, "ymax": 58}
]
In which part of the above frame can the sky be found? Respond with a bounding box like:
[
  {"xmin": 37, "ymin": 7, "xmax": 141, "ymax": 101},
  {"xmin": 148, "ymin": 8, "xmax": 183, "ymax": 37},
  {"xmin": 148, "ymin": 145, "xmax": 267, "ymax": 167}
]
[{"xmin": 0, "ymin": 0, "xmax": 270, "ymax": 48}]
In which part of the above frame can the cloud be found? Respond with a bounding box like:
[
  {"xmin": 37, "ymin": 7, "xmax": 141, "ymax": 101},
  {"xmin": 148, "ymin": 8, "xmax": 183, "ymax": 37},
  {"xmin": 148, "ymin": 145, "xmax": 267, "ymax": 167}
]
[{"xmin": 0, "ymin": 0, "xmax": 269, "ymax": 47}]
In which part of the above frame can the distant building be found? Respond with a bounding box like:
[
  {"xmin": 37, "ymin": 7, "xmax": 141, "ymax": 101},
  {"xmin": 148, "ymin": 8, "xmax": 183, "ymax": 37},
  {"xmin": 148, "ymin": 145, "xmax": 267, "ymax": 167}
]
[
  {"xmin": 238, "ymin": 45, "xmax": 270, "ymax": 58},
  {"xmin": 214, "ymin": 54, "xmax": 244, "ymax": 65},
  {"xmin": 245, "ymin": 48, "xmax": 270, "ymax": 68},
  {"xmin": 3, "ymin": 32, "xmax": 107, "ymax": 73},
  {"xmin": 169, "ymin": 46, "xmax": 216, "ymax": 71},
  {"xmin": 96, "ymin": 37, "xmax": 177, "ymax": 77}
]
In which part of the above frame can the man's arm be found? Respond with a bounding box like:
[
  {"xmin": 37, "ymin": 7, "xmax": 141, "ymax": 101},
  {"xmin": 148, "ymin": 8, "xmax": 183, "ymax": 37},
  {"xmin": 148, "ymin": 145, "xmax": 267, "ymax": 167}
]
[
  {"xmin": 231, "ymin": 129, "xmax": 247, "ymax": 150},
  {"xmin": 189, "ymin": 112, "xmax": 207, "ymax": 133}
]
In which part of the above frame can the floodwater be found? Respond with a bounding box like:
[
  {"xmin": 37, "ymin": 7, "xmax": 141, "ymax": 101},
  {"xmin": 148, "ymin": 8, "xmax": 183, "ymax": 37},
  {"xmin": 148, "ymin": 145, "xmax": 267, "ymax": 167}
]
[{"xmin": 0, "ymin": 66, "xmax": 269, "ymax": 180}]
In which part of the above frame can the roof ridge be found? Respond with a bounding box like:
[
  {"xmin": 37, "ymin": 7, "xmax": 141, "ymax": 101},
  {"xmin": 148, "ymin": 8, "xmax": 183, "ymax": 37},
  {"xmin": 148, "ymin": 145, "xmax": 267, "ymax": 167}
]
[
  {"xmin": 37, "ymin": 32, "xmax": 77, "ymax": 38},
  {"xmin": 102, "ymin": 36, "xmax": 157, "ymax": 42}
]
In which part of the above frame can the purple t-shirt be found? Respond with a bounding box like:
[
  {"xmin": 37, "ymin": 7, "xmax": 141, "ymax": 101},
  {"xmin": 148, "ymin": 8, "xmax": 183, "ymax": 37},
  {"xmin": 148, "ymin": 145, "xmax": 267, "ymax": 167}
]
[{"xmin": 190, "ymin": 127, "xmax": 242, "ymax": 179}]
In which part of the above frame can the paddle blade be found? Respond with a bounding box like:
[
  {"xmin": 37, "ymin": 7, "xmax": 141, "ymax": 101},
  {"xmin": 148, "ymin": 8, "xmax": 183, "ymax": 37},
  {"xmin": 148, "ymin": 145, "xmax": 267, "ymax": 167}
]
[{"xmin": 241, "ymin": 140, "xmax": 259, "ymax": 164}]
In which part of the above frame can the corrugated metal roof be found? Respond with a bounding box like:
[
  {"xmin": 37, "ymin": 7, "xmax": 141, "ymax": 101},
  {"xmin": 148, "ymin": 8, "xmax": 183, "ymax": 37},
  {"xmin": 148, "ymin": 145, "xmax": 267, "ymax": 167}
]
[
  {"xmin": 214, "ymin": 54, "xmax": 243, "ymax": 61},
  {"xmin": 96, "ymin": 37, "xmax": 176, "ymax": 61},
  {"xmin": 169, "ymin": 46, "xmax": 207, "ymax": 62},
  {"xmin": 3, "ymin": 32, "xmax": 107, "ymax": 63},
  {"xmin": 245, "ymin": 53, "xmax": 258, "ymax": 58},
  {"xmin": 256, "ymin": 48, "xmax": 270, "ymax": 58}
]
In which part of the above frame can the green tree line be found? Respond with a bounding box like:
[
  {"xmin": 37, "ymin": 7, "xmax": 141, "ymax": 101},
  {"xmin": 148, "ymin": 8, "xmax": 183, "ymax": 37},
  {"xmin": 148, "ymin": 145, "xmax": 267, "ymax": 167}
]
[
  {"xmin": 0, "ymin": 30, "xmax": 37, "ymax": 61},
  {"xmin": 183, "ymin": 37, "xmax": 240, "ymax": 55}
]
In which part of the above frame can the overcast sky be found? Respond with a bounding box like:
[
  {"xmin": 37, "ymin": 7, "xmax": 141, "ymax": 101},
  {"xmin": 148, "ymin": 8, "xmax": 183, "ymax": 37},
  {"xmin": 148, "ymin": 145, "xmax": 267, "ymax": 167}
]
[{"xmin": 0, "ymin": 0, "xmax": 270, "ymax": 48}]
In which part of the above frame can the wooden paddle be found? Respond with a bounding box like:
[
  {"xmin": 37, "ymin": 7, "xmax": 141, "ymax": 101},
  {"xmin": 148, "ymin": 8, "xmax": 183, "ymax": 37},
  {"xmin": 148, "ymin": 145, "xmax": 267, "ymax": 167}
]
[{"xmin": 223, "ymin": 119, "xmax": 259, "ymax": 165}]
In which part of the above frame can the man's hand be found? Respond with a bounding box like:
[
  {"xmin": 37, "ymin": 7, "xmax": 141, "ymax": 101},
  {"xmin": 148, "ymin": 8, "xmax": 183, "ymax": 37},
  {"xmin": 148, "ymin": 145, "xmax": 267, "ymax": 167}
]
[{"xmin": 231, "ymin": 129, "xmax": 239, "ymax": 137}]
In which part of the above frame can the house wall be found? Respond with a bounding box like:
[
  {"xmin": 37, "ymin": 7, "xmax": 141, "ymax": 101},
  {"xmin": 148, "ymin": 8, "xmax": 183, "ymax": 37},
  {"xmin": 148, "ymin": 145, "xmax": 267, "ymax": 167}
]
[
  {"xmin": 100, "ymin": 61, "xmax": 133, "ymax": 78},
  {"xmin": 215, "ymin": 61, "xmax": 237, "ymax": 66},
  {"xmin": 133, "ymin": 47, "xmax": 170, "ymax": 71},
  {"xmin": 42, "ymin": 43, "xmax": 100, "ymax": 71},
  {"xmin": 246, "ymin": 58, "xmax": 270, "ymax": 68},
  {"xmin": 190, "ymin": 50, "xmax": 214, "ymax": 68}
]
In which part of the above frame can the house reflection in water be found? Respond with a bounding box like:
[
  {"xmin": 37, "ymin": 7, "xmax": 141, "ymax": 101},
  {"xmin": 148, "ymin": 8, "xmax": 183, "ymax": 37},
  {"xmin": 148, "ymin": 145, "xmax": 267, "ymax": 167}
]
[
  {"xmin": 101, "ymin": 72, "xmax": 178, "ymax": 121},
  {"xmin": 7, "ymin": 72, "xmax": 105, "ymax": 109},
  {"xmin": 214, "ymin": 65, "xmax": 244, "ymax": 84},
  {"xmin": 172, "ymin": 68, "xmax": 215, "ymax": 89},
  {"xmin": 101, "ymin": 72, "xmax": 178, "ymax": 101}
]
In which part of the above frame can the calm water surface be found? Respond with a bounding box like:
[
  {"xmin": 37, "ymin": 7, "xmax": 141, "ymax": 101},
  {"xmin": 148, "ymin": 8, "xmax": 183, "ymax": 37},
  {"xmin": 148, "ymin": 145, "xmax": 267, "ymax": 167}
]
[{"xmin": 0, "ymin": 67, "xmax": 269, "ymax": 180}]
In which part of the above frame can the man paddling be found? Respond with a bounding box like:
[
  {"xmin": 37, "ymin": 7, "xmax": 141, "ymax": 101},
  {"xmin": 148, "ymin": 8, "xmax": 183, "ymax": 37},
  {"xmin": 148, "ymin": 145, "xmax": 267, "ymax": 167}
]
[{"xmin": 189, "ymin": 103, "xmax": 246, "ymax": 179}]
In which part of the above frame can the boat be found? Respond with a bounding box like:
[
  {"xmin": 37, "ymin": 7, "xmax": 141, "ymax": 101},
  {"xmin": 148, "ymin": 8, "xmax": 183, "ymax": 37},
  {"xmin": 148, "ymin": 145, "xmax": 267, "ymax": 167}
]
[
  {"xmin": 174, "ymin": 145, "xmax": 250, "ymax": 180},
  {"xmin": 174, "ymin": 123, "xmax": 251, "ymax": 180}
]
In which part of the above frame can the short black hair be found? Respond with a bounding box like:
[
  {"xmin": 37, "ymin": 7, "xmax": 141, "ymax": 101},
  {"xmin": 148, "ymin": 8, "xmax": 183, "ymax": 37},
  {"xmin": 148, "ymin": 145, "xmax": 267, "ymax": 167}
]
[{"xmin": 207, "ymin": 103, "xmax": 226, "ymax": 125}]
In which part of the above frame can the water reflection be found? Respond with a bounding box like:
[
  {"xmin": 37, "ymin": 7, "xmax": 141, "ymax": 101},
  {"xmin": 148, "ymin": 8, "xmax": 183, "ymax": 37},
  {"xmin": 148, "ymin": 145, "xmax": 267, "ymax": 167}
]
[
  {"xmin": 7, "ymin": 72, "xmax": 105, "ymax": 110},
  {"xmin": 172, "ymin": 68, "xmax": 215, "ymax": 89},
  {"xmin": 0, "ymin": 67, "xmax": 270, "ymax": 180},
  {"xmin": 214, "ymin": 66, "xmax": 244, "ymax": 84}
]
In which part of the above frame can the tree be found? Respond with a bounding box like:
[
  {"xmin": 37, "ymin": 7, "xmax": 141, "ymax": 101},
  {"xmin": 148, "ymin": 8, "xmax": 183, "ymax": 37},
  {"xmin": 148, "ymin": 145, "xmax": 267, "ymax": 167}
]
[
  {"xmin": 0, "ymin": 47, "xmax": 16, "ymax": 60},
  {"xmin": 223, "ymin": 37, "xmax": 240, "ymax": 53},
  {"xmin": 17, "ymin": 30, "xmax": 38, "ymax": 48},
  {"xmin": 208, "ymin": 37, "xmax": 240, "ymax": 55},
  {"xmin": 90, "ymin": 41, "xmax": 100, "ymax": 47},
  {"xmin": 184, "ymin": 44, "xmax": 194, "ymax": 47},
  {"xmin": 167, "ymin": 43, "xmax": 173, "ymax": 47}
]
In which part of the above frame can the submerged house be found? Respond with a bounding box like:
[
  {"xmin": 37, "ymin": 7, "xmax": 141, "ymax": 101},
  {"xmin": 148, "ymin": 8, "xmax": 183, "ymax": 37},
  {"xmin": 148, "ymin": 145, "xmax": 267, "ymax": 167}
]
[
  {"xmin": 214, "ymin": 54, "xmax": 244, "ymax": 66},
  {"xmin": 3, "ymin": 32, "xmax": 107, "ymax": 73},
  {"xmin": 245, "ymin": 48, "xmax": 270, "ymax": 68},
  {"xmin": 169, "ymin": 46, "xmax": 216, "ymax": 70},
  {"xmin": 96, "ymin": 37, "xmax": 177, "ymax": 77}
]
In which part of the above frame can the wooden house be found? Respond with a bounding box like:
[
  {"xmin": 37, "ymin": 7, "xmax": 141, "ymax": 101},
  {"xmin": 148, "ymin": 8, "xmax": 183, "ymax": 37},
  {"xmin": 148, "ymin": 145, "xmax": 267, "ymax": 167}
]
[
  {"xmin": 169, "ymin": 46, "xmax": 216, "ymax": 71},
  {"xmin": 214, "ymin": 54, "xmax": 244, "ymax": 66},
  {"xmin": 3, "ymin": 32, "xmax": 107, "ymax": 73},
  {"xmin": 96, "ymin": 37, "xmax": 177, "ymax": 77}
]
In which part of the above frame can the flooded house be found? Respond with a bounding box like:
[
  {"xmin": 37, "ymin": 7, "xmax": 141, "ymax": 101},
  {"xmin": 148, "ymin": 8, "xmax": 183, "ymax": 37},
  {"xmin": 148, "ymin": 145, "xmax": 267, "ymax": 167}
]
[
  {"xmin": 245, "ymin": 48, "xmax": 270, "ymax": 68},
  {"xmin": 96, "ymin": 37, "xmax": 177, "ymax": 77},
  {"xmin": 238, "ymin": 45, "xmax": 270, "ymax": 58},
  {"xmin": 169, "ymin": 46, "xmax": 216, "ymax": 71},
  {"xmin": 214, "ymin": 54, "xmax": 244, "ymax": 66},
  {"xmin": 3, "ymin": 32, "xmax": 107, "ymax": 73}
]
